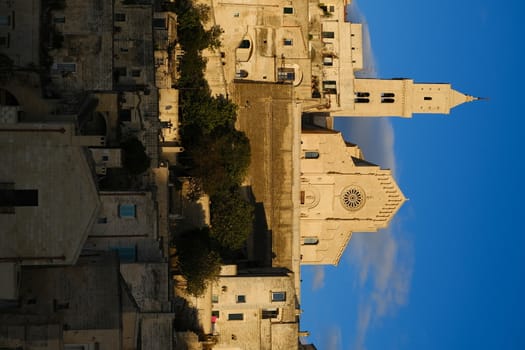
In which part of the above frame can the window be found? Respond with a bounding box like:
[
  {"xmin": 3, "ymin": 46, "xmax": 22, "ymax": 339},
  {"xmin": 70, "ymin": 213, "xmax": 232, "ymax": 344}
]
[
  {"xmin": 303, "ymin": 237, "xmax": 319, "ymax": 245},
  {"xmin": 0, "ymin": 34, "xmax": 9, "ymax": 48},
  {"xmin": 321, "ymin": 31, "xmax": 335, "ymax": 39},
  {"xmin": 153, "ymin": 18, "xmax": 166, "ymax": 29},
  {"xmin": 119, "ymin": 109, "xmax": 132, "ymax": 122},
  {"xmin": 424, "ymin": 96, "xmax": 432, "ymax": 101},
  {"xmin": 212, "ymin": 310, "xmax": 220, "ymax": 318},
  {"xmin": 271, "ymin": 292, "xmax": 286, "ymax": 302},
  {"xmin": 53, "ymin": 17, "xmax": 65, "ymax": 23},
  {"xmin": 0, "ymin": 189, "xmax": 38, "ymax": 207},
  {"xmin": 0, "ymin": 15, "xmax": 10, "ymax": 26},
  {"xmin": 283, "ymin": 7, "xmax": 294, "ymax": 14},
  {"xmin": 262, "ymin": 308, "xmax": 279, "ymax": 319},
  {"xmin": 304, "ymin": 151, "xmax": 319, "ymax": 159},
  {"xmin": 283, "ymin": 38, "xmax": 293, "ymax": 46},
  {"xmin": 111, "ymin": 246, "xmax": 137, "ymax": 263},
  {"xmin": 56, "ymin": 63, "xmax": 76, "ymax": 73},
  {"xmin": 102, "ymin": 155, "xmax": 109, "ymax": 161},
  {"xmin": 119, "ymin": 204, "xmax": 136, "ymax": 218},
  {"xmin": 97, "ymin": 217, "xmax": 107, "ymax": 224},
  {"xmin": 355, "ymin": 92, "xmax": 369, "ymax": 97},
  {"xmin": 354, "ymin": 98, "xmax": 369, "ymax": 103},
  {"xmin": 131, "ymin": 69, "xmax": 141, "ymax": 77},
  {"xmin": 382, "ymin": 92, "xmax": 395, "ymax": 97},
  {"xmin": 212, "ymin": 295, "xmax": 219, "ymax": 303},
  {"xmin": 115, "ymin": 67, "xmax": 127, "ymax": 76},
  {"xmin": 236, "ymin": 295, "xmax": 246, "ymax": 303},
  {"xmin": 381, "ymin": 98, "xmax": 395, "ymax": 103},
  {"xmin": 238, "ymin": 39, "xmax": 250, "ymax": 49},
  {"xmin": 277, "ymin": 68, "xmax": 295, "ymax": 81},
  {"xmin": 323, "ymin": 80, "xmax": 337, "ymax": 94},
  {"xmin": 228, "ymin": 313, "xmax": 244, "ymax": 321},
  {"xmin": 323, "ymin": 56, "xmax": 333, "ymax": 66},
  {"xmin": 115, "ymin": 13, "xmax": 126, "ymax": 22}
]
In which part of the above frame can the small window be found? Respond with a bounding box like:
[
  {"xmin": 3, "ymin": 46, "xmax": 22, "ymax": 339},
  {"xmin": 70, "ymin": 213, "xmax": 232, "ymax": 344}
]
[
  {"xmin": 119, "ymin": 204, "xmax": 136, "ymax": 218},
  {"xmin": 262, "ymin": 308, "xmax": 279, "ymax": 319},
  {"xmin": 53, "ymin": 17, "xmax": 65, "ymax": 24},
  {"xmin": 283, "ymin": 38, "xmax": 293, "ymax": 46},
  {"xmin": 321, "ymin": 31, "xmax": 335, "ymax": 39},
  {"xmin": 56, "ymin": 63, "xmax": 76, "ymax": 73},
  {"xmin": 329, "ymin": 5, "xmax": 335, "ymax": 12},
  {"xmin": 304, "ymin": 151, "xmax": 319, "ymax": 159},
  {"xmin": 303, "ymin": 237, "xmax": 319, "ymax": 245},
  {"xmin": 355, "ymin": 92, "xmax": 369, "ymax": 97},
  {"xmin": 115, "ymin": 67, "xmax": 127, "ymax": 76},
  {"xmin": 381, "ymin": 98, "xmax": 395, "ymax": 103},
  {"xmin": 354, "ymin": 98, "xmax": 369, "ymax": 103},
  {"xmin": 97, "ymin": 217, "xmax": 107, "ymax": 224},
  {"xmin": 102, "ymin": 155, "xmax": 109, "ymax": 161},
  {"xmin": 119, "ymin": 109, "xmax": 132, "ymax": 122},
  {"xmin": 271, "ymin": 292, "xmax": 286, "ymax": 302},
  {"xmin": 0, "ymin": 15, "xmax": 10, "ymax": 26},
  {"xmin": 115, "ymin": 13, "xmax": 126, "ymax": 22},
  {"xmin": 0, "ymin": 34, "xmax": 9, "ymax": 48},
  {"xmin": 323, "ymin": 80, "xmax": 337, "ymax": 94},
  {"xmin": 212, "ymin": 295, "xmax": 219, "ymax": 303},
  {"xmin": 238, "ymin": 39, "xmax": 250, "ymax": 49},
  {"xmin": 277, "ymin": 68, "xmax": 295, "ymax": 81},
  {"xmin": 424, "ymin": 96, "xmax": 432, "ymax": 101},
  {"xmin": 228, "ymin": 313, "xmax": 244, "ymax": 321},
  {"xmin": 212, "ymin": 310, "xmax": 220, "ymax": 318},
  {"xmin": 323, "ymin": 56, "xmax": 333, "ymax": 66},
  {"xmin": 153, "ymin": 18, "xmax": 166, "ymax": 29},
  {"xmin": 283, "ymin": 7, "xmax": 294, "ymax": 14},
  {"xmin": 236, "ymin": 295, "xmax": 246, "ymax": 303}
]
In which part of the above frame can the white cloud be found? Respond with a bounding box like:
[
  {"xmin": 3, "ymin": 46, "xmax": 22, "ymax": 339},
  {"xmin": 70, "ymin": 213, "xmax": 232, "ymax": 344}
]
[
  {"xmin": 346, "ymin": 227, "xmax": 414, "ymax": 350},
  {"xmin": 324, "ymin": 326, "xmax": 343, "ymax": 350},
  {"xmin": 311, "ymin": 265, "xmax": 326, "ymax": 291}
]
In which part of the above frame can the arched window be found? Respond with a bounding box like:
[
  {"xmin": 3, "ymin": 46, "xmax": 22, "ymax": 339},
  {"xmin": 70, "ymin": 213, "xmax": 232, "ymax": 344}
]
[{"xmin": 304, "ymin": 151, "xmax": 319, "ymax": 159}]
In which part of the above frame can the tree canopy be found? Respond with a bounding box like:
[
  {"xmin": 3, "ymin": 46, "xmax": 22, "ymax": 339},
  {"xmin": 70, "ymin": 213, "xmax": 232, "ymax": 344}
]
[
  {"xmin": 210, "ymin": 188, "xmax": 254, "ymax": 251},
  {"xmin": 176, "ymin": 228, "xmax": 222, "ymax": 296},
  {"xmin": 121, "ymin": 137, "xmax": 151, "ymax": 175}
]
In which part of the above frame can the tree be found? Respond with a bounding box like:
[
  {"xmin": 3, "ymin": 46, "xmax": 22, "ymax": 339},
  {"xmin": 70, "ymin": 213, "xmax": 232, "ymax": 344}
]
[
  {"xmin": 210, "ymin": 188, "xmax": 254, "ymax": 251},
  {"xmin": 121, "ymin": 137, "xmax": 151, "ymax": 174},
  {"xmin": 186, "ymin": 128, "xmax": 251, "ymax": 195},
  {"xmin": 175, "ymin": 228, "xmax": 222, "ymax": 296}
]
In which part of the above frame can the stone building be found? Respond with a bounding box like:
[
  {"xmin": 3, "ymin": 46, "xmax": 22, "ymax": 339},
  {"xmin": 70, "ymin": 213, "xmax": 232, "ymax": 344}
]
[
  {"xmin": 203, "ymin": 0, "xmax": 477, "ymax": 117},
  {"xmin": 299, "ymin": 126, "xmax": 405, "ymax": 265}
]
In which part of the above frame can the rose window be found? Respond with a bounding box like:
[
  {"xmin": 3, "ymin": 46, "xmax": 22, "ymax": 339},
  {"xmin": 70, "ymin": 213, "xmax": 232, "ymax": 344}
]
[{"xmin": 341, "ymin": 186, "xmax": 365, "ymax": 211}]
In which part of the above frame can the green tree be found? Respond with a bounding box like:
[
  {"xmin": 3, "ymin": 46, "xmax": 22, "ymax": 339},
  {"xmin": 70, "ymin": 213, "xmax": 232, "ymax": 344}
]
[
  {"xmin": 210, "ymin": 188, "xmax": 254, "ymax": 251},
  {"xmin": 176, "ymin": 228, "xmax": 222, "ymax": 296},
  {"xmin": 186, "ymin": 128, "xmax": 251, "ymax": 195},
  {"xmin": 121, "ymin": 137, "xmax": 151, "ymax": 174}
]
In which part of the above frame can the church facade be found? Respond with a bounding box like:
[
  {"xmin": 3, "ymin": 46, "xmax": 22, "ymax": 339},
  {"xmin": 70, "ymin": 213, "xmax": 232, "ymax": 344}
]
[{"xmin": 299, "ymin": 127, "xmax": 405, "ymax": 265}]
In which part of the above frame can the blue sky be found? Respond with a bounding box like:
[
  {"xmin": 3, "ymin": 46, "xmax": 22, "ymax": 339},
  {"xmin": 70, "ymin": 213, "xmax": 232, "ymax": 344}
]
[{"xmin": 301, "ymin": 1, "xmax": 525, "ymax": 349}]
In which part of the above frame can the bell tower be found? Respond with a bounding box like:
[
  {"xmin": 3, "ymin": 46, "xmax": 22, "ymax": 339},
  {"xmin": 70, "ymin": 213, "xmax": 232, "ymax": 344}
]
[{"xmin": 332, "ymin": 78, "xmax": 479, "ymax": 118}]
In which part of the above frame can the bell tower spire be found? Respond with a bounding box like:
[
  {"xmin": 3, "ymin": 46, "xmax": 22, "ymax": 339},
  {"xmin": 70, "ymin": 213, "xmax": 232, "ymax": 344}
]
[{"xmin": 332, "ymin": 78, "xmax": 479, "ymax": 118}]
